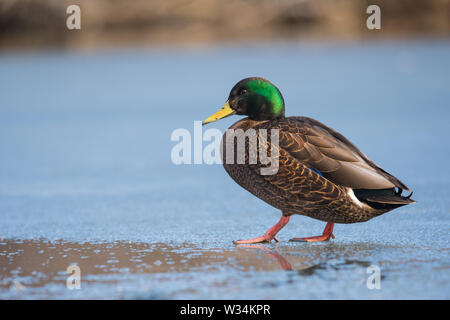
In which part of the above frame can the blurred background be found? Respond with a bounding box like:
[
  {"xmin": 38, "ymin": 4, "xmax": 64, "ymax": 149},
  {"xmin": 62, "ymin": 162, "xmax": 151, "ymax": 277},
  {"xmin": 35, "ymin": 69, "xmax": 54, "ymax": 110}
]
[
  {"xmin": 0, "ymin": 0, "xmax": 449, "ymax": 50},
  {"xmin": 0, "ymin": 0, "xmax": 449, "ymax": 299}
]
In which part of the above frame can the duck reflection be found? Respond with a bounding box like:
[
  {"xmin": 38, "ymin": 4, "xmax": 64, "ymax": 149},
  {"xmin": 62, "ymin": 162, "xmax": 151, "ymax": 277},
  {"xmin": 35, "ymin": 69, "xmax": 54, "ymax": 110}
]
[
  {"xmin": 236, "ymin": 243, "xmax": 379, "ymax": 275},
  {"xmin": 235, "ymin": 244, "xmax": 293, "ymax": 270},
  {"xmin": 1, "ymin": 238, "xmax": 387, "ymax": 294}
]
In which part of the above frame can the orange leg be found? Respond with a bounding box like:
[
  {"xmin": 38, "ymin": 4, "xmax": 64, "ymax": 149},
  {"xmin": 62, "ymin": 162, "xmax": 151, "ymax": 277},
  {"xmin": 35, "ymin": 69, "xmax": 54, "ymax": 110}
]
[
  {"xmin": 289, "ymin": 222, "xmax": 335, "ymax": 242},
  {"xmin": 233, "ymin": 215, "xmax": 290, "ymax": 244}
]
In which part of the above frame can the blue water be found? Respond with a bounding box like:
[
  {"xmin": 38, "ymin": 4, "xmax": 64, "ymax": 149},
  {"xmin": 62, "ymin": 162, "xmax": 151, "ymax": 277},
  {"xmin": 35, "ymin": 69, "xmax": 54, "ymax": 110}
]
[{"xmin": 0, "ymin": 41, "xmax": 449, "ymax": 299}]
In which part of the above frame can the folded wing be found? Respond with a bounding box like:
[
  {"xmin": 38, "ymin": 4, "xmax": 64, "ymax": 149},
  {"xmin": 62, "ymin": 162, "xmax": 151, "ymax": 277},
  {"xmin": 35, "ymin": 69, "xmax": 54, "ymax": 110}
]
[{"xmin": 271, "ymin": 116, "xmax": 410, "ymax": 192}]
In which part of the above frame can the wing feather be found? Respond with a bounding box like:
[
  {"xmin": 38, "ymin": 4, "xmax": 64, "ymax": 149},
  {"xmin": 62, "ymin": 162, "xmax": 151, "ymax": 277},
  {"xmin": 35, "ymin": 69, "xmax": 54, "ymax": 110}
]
[{"xmin": 256, "ymin": 117, "xmax": 410, "ymax": 191}]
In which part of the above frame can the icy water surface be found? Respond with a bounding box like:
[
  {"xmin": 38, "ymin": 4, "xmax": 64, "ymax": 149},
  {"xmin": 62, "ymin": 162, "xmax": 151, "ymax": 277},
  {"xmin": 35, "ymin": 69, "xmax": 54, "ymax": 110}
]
[{"xmin": 0, "ymin": 41, "xmax": 449, "ymax": 299}]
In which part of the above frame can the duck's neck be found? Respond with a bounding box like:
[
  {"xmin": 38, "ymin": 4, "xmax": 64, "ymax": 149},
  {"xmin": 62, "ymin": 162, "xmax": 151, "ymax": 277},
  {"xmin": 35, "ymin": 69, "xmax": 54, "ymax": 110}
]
[{"xmin": 229, "ymin": 117, "xmax": 271, "ymax": 131}]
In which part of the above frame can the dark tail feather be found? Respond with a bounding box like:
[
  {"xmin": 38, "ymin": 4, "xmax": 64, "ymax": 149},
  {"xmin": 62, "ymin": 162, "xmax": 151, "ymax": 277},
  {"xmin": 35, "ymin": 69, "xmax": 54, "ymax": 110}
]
[{"xmin": 354, "ymin": 188, "xmax": 416, "ymax": 210}]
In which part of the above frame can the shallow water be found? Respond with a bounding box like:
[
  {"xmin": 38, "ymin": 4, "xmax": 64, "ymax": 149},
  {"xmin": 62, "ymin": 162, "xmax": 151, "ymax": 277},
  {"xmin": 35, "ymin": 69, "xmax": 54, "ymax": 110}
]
[{"xmin": 0, "ymin": 41, "xmax": 449, "ymax": 299}]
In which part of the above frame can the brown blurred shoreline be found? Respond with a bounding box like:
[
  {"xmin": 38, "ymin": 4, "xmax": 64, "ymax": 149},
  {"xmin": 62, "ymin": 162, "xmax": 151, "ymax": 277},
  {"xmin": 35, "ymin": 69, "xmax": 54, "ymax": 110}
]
[{"xmin": 1, "ymin": 0, "xmax": 449, "ymax": 51}]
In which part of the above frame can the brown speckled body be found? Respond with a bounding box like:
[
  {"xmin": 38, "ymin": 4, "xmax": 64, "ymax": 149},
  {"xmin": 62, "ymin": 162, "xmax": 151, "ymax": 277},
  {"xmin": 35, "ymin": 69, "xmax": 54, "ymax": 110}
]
[{"xmin": 221, "ymin": 117, "xmax": 396, "ymax": 224}]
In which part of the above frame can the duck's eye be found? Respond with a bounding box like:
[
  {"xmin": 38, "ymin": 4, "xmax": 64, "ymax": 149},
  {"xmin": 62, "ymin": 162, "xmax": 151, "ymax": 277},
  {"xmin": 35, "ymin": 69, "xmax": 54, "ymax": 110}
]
[{"xmin": 238, "ymin": 88, "xmax": 247, "ymax": 96}]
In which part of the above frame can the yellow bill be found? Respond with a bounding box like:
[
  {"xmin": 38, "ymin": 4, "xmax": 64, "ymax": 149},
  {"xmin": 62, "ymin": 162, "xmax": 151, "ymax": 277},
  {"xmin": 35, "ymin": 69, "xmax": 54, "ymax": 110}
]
[{"xmin": 202, "ymin": 100, "xmax": 236, "ymax": 126}]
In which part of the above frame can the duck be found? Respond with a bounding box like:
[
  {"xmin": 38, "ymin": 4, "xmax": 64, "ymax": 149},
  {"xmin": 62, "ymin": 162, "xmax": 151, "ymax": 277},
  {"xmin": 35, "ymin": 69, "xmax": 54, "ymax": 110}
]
[{"xmin": 202, "ymin": 77, "xmax": 415, "ymax": 244}]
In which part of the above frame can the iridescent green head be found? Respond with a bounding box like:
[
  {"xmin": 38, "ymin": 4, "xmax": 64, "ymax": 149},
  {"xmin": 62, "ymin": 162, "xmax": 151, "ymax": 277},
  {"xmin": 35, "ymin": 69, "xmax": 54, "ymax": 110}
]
[
  {"xmin": 228, "ymin": 77, "xmax": 285, "ymax": 120},
  {"xmin": 203, "ymin": 77, "xmax": 285, "ymax": 125}
]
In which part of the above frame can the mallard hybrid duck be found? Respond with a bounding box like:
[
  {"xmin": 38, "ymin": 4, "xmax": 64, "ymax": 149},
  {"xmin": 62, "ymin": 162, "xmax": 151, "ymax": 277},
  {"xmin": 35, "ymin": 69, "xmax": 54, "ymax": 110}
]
[{"xmin": 203, "ymin": 77, "xmax": 415, "ymax": 244}]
